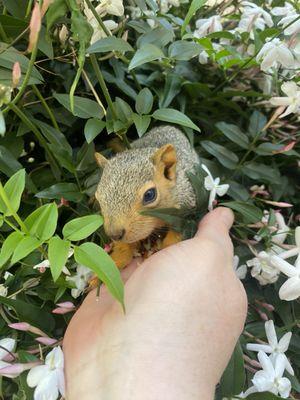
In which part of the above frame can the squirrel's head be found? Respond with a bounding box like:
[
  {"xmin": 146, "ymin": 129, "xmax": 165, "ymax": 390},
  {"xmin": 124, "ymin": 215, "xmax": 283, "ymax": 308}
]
[{"xmin": 95, "ymin": 144, "xmax": 178, "ymax": 243}]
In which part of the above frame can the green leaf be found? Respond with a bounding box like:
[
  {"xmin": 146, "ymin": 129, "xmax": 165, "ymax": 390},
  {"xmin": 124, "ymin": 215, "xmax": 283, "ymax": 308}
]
[
  {"xmin": 11, "ymin": 236, "xmax": 42, "ymax": 264},
  {"xmin": 247, "ymin": 393, "xmax": 284, "ymax": 400},
  {"xmin": 201, "ymin": 140, "xmax": 238, "ymax": 169},
  {"xmin": 181, "ymin": 0, "xmax": 207, "ymax": 36},
  {"xmin": 46, "ymin": 0, "xmax": 68, "ymax": 32},
  {"xmin": 0, "ymin": 296, "xmax": 55, "ymax": 332},
  {"xmin": 255, "ymin": 142, "xmax": 282, "ymax": 155},
  {"xmin": 48, "ymin": 237, "xmax": 71, "ymax": 281},
  {"xmin": 0, "ymin": 169, "xmax": 25, "ymax": 216},
  {"xmin": 216, "ymin": 122, "xmax": 249, "ymax": 149},
  {"xmin": 87, "ymin": 36, "xmax": 134, "ymax": 54},
  {"xmin": 168, "ymin": 41, "xmax": 201, "ymax": 61},
  {"xmin": 132, "ymin": 113, "xmax": 151, "ymax": 137},
  {"xmin": 248, "ymin": 111, "xmax": 267, "ymax": 137},
  {"xmin": 152, "ymin": 108, "xmax": 200, "ymax": 131},
  {"xmin": 220, "ymin": 341, "xmax": 245, "ymax": 397},
  {"xmin": 53, "ymin": 93, "xmax": 105, "ymax": 119},
  {"xmin": 242, "ymin": 162, "xmax": 281, "ymax": 184},
  {"xmin": 115, "ymin": 97, "xmax": 133, "ymax": 122},
  {"xmin": 0, "ymin": 146, "xmax": 23, "ymax": 177},
  {"xmin": 35, "ymin": 183, "xmax": 83, "ymax": 202},
  {"xmin": 0, "ymin": 231, "xmax": 24, "ymax": 267},
  {"xmin": 136, "ymin": 88, "xmax": 153, "ymax": 115},
  {"xmin": 159, "ymin": 73, "xmax": 182, "ymax": 108},
  {"xmin": 84, "ymin": 118, "xmax": 106, "ymax": 143},
  {"xmin": 24, "ymin": 203, "xmax": 58, "ymax": 241},
  {"xmin": 128, "ymin": 44, "xmax": 165, "ymax": 70},
  {"xmin": 0, "ymin": 110, "xmax": 5, "ymax": 137},
  {"xmin": 221, "ymin": 201, "xmax": 263, "ymax": 223},
  {"xmin": 63, "ymin": 215, "xmax": 103, "ymax": 241},
  {"xmin": 74, "ymin": 242, "xmax": 124, "ymax": 308}
]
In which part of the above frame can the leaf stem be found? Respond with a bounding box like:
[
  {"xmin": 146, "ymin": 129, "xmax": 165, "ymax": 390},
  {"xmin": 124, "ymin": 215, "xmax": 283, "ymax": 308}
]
[
  {"xmin": 0, "ymin": 23, "xmax": 8, "ymax": 42},
  {"xmin": 90, "ymin": 54, "xmax": 118, "ymax": 119},
  {"xmin": 32, "ymin": 85, "xmax": 59, "ymax": 130},
  {"xmin": 84, "ymin": 0, "xmax": 111, "ymax": 36}
]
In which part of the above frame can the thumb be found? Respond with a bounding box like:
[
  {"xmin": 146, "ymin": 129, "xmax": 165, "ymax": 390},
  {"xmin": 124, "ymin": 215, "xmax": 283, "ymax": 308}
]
[{"xmin": 195, "ymin": 207, "xmax": 234, "ymax": 251}]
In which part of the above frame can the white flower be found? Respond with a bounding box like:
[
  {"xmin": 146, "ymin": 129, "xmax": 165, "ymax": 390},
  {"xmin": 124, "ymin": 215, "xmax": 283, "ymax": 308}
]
[
  {"xmin": 271, "ymin": 253, "xmax": 300, "ymax": 301},
  {"xmin": 27, "ymin": 347, "xmax": 65, "ymax": 400},
  {"xmin": 198, "ymin": 43, "xmax": 222, "ymax": 64},
  {"xmin": 84, "ymin": 5, "xmax": 118, "ymax": 44},
  {"xmin": 201, "ymin": 164, "xmax": 229, "ymax": 211},
  {"xmin": 94, "ymin": 0, "xmax": 124, "ymax": 17},
  {"xmin": 194, "ymin": 15, "xmax": 222, "ymax": 38},
  {"xmin": 0, "ymin": 284, "xmax": 7, "ymax": 297},
  {"xmin": 247, "ymin": 320, "xmax": 294, "ymax": 375},
  {"xmin": 233, "ymin": 255, "xmax": 247, "ymax": 279},
  {"xmin": 256, "ymin": 38, "xmax": 295, "ymax": 71},
  {"xmin": 251, "ymin": 352, "xmax": 291, "ymax": 398},
  {"xmin": 247, "ymin": 251, "xmax": 280, "ymax": 285},
  {"xmin": 271, "ymin": 2, "xmax": 295, "ymax": 17},
  {"xmin": 237, "ymin": 1, "xmax": 273, "ymax": 38},
  {"xmin": 66, "ymin": 264, "xmax": 93, "ymax": 298},
  {"xmin": 160, "ymin": 0, "xmax": 180, "ymax": 14},
  {"xmin": 0, "ymin": 338, "xmax": 15, "ymax": 370},
  {"xmin": 270, "ymin": 81, "xmax": 300, "ymax": 118},
  {"xmin": 4, "ymin": 272, "xmax": 13, "ymax": 280}
]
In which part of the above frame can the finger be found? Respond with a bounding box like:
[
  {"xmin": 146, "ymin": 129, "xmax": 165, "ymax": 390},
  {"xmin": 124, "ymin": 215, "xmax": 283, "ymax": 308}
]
[{"xmin": 195, "ymin": 207, "xmax": 234, "ymax": 251}]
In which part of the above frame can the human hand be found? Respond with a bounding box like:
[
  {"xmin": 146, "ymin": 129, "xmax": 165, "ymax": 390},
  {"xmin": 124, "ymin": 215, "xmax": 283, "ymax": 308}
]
[{"xmin": 64, "ymin": 207, "xmax": 247, "ymax": 400}]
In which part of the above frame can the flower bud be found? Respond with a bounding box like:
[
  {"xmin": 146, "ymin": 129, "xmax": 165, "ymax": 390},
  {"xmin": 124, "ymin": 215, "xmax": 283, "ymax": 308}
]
[
  {"xmin": 0, "ymin": 84, "xmax": 12, "ymax": 107},
  {"xmin": 35, "ymin": 337, "xmax": 57, "ymax": 345},
  {"xmin": 27, "ymin": 2, "xmax": 42, "ymax": 53},
  {"xmin": 0, "ymin": 362, "xmax": 40, "ymax": 378},
  {"xmin": 9, "ymin": 322, "xmax": 31, "ymax": 331},
  {"xmin": 12, "ymin": 62, "xmax": 21, "ymax": 88},
  {"xmin": 56, "ymin": 301, "xmax": 75, "ymax": 309}
]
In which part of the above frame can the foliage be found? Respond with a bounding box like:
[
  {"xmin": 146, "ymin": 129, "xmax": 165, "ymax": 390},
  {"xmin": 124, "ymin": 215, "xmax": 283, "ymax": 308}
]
[{"xmin": 0, "ymin": 0, "xmax": 299, "ymax": 398}]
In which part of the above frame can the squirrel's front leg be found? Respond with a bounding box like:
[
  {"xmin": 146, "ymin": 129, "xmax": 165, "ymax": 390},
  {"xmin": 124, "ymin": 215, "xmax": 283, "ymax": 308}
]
[
  {"xmin": 161, "ymin": 229, "xmax": 182, "ymax": 249},
  {"xmin": 109, "ymin": 241, "xmax": 135, "ymax": 269}
]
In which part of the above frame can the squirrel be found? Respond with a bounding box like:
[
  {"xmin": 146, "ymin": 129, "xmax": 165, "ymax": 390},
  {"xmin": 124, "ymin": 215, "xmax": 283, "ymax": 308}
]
[{"xmin": 94, "ymin": 125, "xmax": 200, "ymax": 269}]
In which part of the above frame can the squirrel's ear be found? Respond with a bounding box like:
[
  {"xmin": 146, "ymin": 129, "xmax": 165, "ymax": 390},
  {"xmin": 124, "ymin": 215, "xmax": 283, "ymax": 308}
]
[
  {"xmin": 152, "ymin": 144, "xmax": 177, "ymax": 180},
  {"xmin": 95, "ymin": 152, "xmax": 108, "ymax": 168}
]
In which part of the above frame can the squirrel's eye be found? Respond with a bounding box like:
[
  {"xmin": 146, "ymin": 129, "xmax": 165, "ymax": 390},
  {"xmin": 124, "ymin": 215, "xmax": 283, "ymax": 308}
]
[{"xmin": 143, "ymin": 188, "xmax": 157, "ymax": 205}]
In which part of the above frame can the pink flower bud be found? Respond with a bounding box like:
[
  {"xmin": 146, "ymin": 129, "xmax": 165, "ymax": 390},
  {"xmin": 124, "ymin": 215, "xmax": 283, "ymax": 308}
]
[
  {"xmin": 0, "ymin": 362, "xmax": 40, "ymax": 378},
  {"xmin": 27, "ymin": 2, "xmax": 41, "ymax": 53},
  {"xmin": 2, "ymin": 353, "xmax": 16, "ymax": 362},
  {"xmin": 35, "ymin": 337, "xmax": 57, "ymax": 346},
  {"xmin": 52, "ymin": 307, "xmax": 74, "ymax": 314},
  {"xmin": 257, "ymin": 309, "xmax": 268, "ymax": 321},
  {"xmin": 275, "ymin": 141, "xmax": 296, "ymax": 154},
  {"xmin": 263, "ymin": 200, "xmax": 293, "ymax": 208},
  {"xmin": 56, "ymin": 301, "xmax": 75, "ymax": 309},
  {"xmin": 9, "ymin": 322, "xmax": 31, "ymax": 331},
  {"xmin": 12, "ymin": 62, "xmax": 21, "ymax": 88}
]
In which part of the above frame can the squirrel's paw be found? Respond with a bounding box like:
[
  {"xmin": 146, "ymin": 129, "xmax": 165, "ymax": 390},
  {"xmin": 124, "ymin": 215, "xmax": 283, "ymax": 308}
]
[
  {"xmin": 162, "ymin": 230, "xmax": 182, "ymax": 249},
  {"xmin": 110, "ymin": 241, "xmax": 135, "ymax": 269}
]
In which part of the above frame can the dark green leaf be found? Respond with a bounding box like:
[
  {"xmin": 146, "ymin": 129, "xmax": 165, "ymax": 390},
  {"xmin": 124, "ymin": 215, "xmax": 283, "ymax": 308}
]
[
  {"xmin": 168, "ymin": 41, "xmax": 201, "ymax": 61},
  {"xmin": 152, "ymin": 108, "xmax": 200, "ymax": 131},
  {"xmin": 220, "ymin": 341, "xmax": 245, "ymax": 397},
  {"xmin": 74, "ymin": 243, "xmax": 124, "ymax": 308},
  {"xmin": 63, "ymin": 215, "xmax": 103, "ymax": 241},
  {"xmin": 53, "ymin": 93, "xmax": 105, "ymax": 119},
  {"xmin": 132, "ymin": 113, "xmax": 151, "ymax": 137},
  {"xmin": 0, "ymin": 110, "xmax": 5, "ymax": 136},
  {"xmin": 201, "ymin": 140, "xmax": 238, "ymax": 169},
  {"xmin": 242, "ymin": 162, "xmax": 281, "ymax": 184},
  {"xmin": 221, "ymin": 201, "xmax": 263, "ymax": 223},
  {"xmin": 136, "ymin": 88, "xmax": 153, "ymax": 115},
  {"xmin": 248, "ymin": 111, "xmax": 267, "ymax": 137},
  {"xmin": 48, "ymin": 237, "xmax": 71, "ymax": 281},
  {"xmin": 87, "ymin": 37, "xmax": 133, "ymax": 54},
  {"xmin": 36, "ymin": 183, "xmax": 83, "ymax": 202},
  {"xmin": 216, "ymin": 122, "xmax": 249, "ymax": 149},
  {"xmin": 84, "ymin": 118, "xmax": 106, "ymax": 143},
  {"xmin": 46, "ymin": 0, "xmax": 68, "ymax": 32},
  {"xmin": 128, "ymin": 44, "xmax": 165, "ymax": 70},
  {"xmin": 0, "ymin": 146, "xmax": 23, "ymax": 177}
]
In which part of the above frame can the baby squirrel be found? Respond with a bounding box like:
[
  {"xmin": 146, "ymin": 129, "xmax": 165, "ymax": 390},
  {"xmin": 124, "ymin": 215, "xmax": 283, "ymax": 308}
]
[{"xmin": 95, "ymin": 125, "xmax": 199, "ymax": 269}]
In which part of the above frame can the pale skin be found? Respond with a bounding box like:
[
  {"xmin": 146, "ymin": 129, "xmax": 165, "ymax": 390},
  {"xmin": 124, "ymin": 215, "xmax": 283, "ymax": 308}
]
[{"xmin": 64, "ymin": 207, "xmax": 248, "ymax": 400}]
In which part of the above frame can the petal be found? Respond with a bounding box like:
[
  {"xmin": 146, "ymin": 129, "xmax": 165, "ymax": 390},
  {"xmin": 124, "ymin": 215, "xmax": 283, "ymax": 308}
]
[
  {"xmin": 278, "ymin": 332, "xmax": 292, "ymax": 352},
  {"xmin": 295, "ymin": 226, "xmax": 300, "ymax": 248},
  {"xmin": 27, "ymin": 365, "xmax": 49, "ymax": 388},
  {"xmin": 247, "ymin": 343, "xmax": 272, "ymax": 353},
  {"xmin": 204, "ymin": 176, "xmax": 215, "ymax": 190},
  {"xmin": 277, "ymin": 46, "xmax": 295, "ymax": 68},
  {"xmin": 270, "ymin": 97, "xmax": 292, "ymax": 106},
  {"xmin": 236, "ymin": 265, "xmax": 247, "ymax": 280},
  {"xmin": 0, "ymin": 338, "xmax": 15, "ymax": 360},
  {"xmin": 285, "ymin": 358, "xmax": 294, "ymax": 376},
  {"xmin": 274, "ymin": 353, "xmax": 286, "ymax": 377},
  {"xmin": 260, "ymin": 50, "xmax": 277, "ymax": 71},
  {"xmin": 265, "ymin": 320, "xmax": 278, "ymax": 348},
  {"xmin": 279, "ymin": 104, "xmax": 297, "ymax": 118},
  {"xmin": 45, "ymin": 347, "xmax": 64, "ymax": 369},
  {"xmin": 208, "ymin": 188, "xmax": 216, "ymax": 211},
  {"xmin": 279, "ymin": 277, "xmax": 300, "ymax": 301},
  {"xmin": 252, "ymin": 370, "xmax": 274, "ymax": 392},
  {"xmin": 281, "ymin": 81, "xmax": 298, "ymax": 97},
  {"xmin": 57, "ymin": 370, "xmax": 65, "ymax": 396},
  {"xmin": 33, "ymin": 372, "xmax": 59, "ymax": 400},
  {"xmin": 257, "ymin": 351, "xmax": 274, "ymax": 376},
  {"xmin": 278, "ymin": 377, "xmax": 291, "ymax": 398},
  {"xmin": 270, "ymin": 255, "xmax": 296, "ymax": 277},
  {"xmin": 216, "ymin": 184, "xmax": 229, "ymax": 196}
]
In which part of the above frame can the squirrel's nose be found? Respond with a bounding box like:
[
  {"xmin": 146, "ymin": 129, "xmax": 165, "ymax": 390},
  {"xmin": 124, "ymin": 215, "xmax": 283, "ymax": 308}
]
[{"xmin": 110, "ymin": 229, "xmax": 125, "ymax": 241}]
